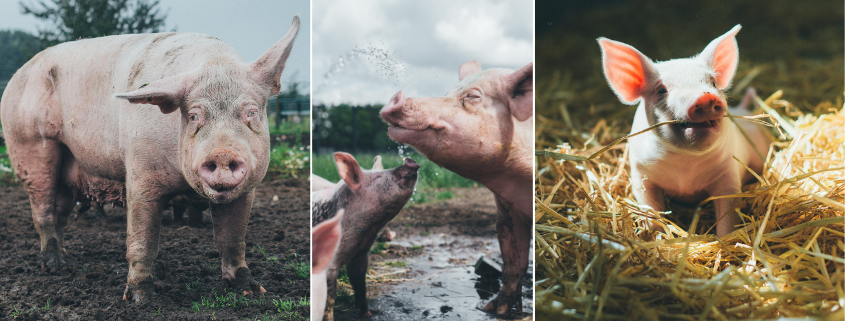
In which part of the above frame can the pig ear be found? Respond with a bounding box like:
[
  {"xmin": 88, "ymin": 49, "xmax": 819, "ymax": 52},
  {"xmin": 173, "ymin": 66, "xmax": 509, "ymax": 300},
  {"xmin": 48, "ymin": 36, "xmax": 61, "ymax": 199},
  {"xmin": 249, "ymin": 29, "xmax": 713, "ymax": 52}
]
[
  {"xmin": 250, "ymin": 16, "xmax": 300, "ymax": 96},
  {"xmin": 698, "ymin": 24, "xmax": 741, "ymax": 90},
  {"xmin": 372, "ymin": 155, "xmax": 383, "ymax": 170},
  {"xmin": 459, "ymin": 60, "xmax": 482, "ymax": 81},
  {"xmin": 504, "ymin": 62, "xmax": 533, "ymax": 122},
  {"xmin": 334, "ymin": 152, "xmax": 363, "ymax": 191},
  {"xmin": 598, "ymin": 37, "xmax": 658, "ymax": 105},
  {"xmin": 312, "ymin": 210, "xmax": 343, "ymax": 275},
  {"xmin": 114, "ymin": 73, "xmax": 195, "ymax": 114}
]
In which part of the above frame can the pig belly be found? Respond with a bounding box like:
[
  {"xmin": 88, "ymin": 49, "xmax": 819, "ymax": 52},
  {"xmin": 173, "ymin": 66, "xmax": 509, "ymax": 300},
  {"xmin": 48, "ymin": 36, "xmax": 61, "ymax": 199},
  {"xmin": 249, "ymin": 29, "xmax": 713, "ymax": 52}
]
[{"xmin": 60, "ymin": 150, "xmax": 126, "ymax": 205}]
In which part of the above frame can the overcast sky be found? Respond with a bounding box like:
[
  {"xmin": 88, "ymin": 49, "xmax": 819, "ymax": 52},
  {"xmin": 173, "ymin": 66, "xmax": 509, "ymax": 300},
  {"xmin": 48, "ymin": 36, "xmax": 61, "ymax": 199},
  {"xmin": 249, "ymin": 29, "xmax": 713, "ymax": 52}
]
[
  {"xmin": 0, "ymin": 0, "xmax": 310, "ymax": 86},
  {"xmin": 313, "ymin": 0, "xmax": 534, "ymax": 106}
]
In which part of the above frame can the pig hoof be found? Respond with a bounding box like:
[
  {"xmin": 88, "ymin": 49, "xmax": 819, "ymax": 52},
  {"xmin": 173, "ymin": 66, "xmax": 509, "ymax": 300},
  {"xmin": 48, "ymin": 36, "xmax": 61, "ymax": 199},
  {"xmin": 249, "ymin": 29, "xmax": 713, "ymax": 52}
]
[
  {"xmin": 482, "ymin": 293, "xmax": 521, "ymax": 315},
  {"xmin": 39, "ymin": 239, "xmax": 66, "ymax": 271},
  {"xmin": 225, "ymin": 267, "xmax": 266, "ymax": 295},
  {"xmin": 123, "ymin": 278, "xmax": 156, "ymax": 303}
]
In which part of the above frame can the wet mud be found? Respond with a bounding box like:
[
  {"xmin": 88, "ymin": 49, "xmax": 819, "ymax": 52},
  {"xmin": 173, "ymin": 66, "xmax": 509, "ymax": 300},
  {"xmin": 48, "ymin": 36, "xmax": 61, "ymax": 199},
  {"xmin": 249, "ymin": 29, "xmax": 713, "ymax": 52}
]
[
  {"xmin": 0, "ymin": 178, "xmax": 310, "ymax": 320},
  {"xmin": 332, "ymin": 187, "xmax": 533, "ymax": 320}
]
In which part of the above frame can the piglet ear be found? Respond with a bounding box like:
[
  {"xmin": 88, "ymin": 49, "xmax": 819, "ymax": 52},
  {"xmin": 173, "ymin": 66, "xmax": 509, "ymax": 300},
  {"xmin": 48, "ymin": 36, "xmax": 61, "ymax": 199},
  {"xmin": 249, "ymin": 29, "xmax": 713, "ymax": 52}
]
[
  {"xmin": 334, "ymin": 152, "xmax": 363, "ymax": 191},
  {"xmin": 372, "ymin": 155, "xmax": 383, "ymax": 170},
  {"xmin": 114, "ymin": 73, "xmax": 195, "ymax": 114},
  {"xmin": 505, "ymin": 62, "xmax": 533, "ymax": 122},
  {"xmin": 598, "ymin": 38, "xmax": 657, "ymax": 105},
  {"xmin": 459, "ymin": 60, "xmax": 481, "ymax": 81},
  {"xmin": 251, "ymin": 16, "xmax": 300, "ymax": 95},
  {"xmin": 698, "ymin": 25, "xmax": 741, "ymax": 90},
  {"xmin": 312, "ymin": 209, "xmax": 343, "ymax": 275}
]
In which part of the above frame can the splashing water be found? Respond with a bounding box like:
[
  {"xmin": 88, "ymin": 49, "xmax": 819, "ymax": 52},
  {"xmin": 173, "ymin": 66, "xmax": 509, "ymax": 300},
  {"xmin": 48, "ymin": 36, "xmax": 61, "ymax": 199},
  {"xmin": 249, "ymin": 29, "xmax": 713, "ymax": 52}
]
[{"xmin": 315, "ymin": 45, "xmax": 408, "ymax": 96}]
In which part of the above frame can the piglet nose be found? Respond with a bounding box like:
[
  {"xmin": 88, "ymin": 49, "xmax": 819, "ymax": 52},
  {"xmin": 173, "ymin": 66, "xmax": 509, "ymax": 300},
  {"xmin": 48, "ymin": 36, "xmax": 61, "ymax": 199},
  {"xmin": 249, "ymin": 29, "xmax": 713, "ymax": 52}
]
[
  {"xmin": 687, "ymin": 93, "xmax": 726, "ymax": 122},
  {"xmin": 199, "ymin": 148, "xmax": 247, "ymax": 192},
  {"xmin": 403, "ymin": 157, "xmax": 420, "ymax": 170}
]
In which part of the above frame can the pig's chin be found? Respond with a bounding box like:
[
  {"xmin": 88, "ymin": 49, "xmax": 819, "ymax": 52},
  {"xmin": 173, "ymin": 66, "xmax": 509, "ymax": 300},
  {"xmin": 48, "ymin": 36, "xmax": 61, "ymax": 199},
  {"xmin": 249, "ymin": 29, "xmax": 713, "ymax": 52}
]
[
  {"xmin": 191, "ymin": 179, "xmax": 246, "ymax": 204},
  {"xmin": 387, "ymin": 126, "xmax": 438, "ymax": 149},
  {"xmin": 665, "ymin": 119, "xmax": 723, "ymax": 152}
]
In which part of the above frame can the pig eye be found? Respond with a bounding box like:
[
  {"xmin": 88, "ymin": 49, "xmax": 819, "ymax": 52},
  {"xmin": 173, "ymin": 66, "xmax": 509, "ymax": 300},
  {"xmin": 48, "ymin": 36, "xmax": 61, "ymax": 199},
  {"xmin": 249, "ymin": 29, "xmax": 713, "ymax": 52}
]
[
  {"xmin": 247, "ymin": 111, "xmax": 257, "ymax": 117},
  {"xmin": 188, "ymin": 114, "xmax": 199, "ymax": 122},
  {"xmin": 656, "ymin": 86, "xmax": 668, "ymax": 95}
]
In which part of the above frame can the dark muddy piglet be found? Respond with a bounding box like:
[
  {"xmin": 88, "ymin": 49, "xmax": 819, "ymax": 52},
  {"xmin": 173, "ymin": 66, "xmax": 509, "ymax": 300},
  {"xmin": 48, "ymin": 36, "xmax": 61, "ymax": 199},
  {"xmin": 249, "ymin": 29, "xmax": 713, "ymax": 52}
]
[
  {"xmin": 311, "ymin": 152, "xmax": 418, "ymax": 320},
  {"xmin": 0, "ymin": 17, "xmax": 300, "ymax": 302},
  {"xmin": 380, "ymin": 60, "xmax": 534, "ymax": 315}
]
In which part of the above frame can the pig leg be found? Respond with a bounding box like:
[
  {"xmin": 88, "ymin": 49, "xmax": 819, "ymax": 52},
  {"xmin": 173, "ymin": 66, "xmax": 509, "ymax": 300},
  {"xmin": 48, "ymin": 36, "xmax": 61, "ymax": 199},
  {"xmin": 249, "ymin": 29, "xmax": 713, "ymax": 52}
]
[
  {"xmin": 483, "ymin": 197, "xmax": 530, "ymax": 315},
  {"xmin": 347, "ymin": 252, "xmax": 372, "ymax": 316},
  {"xmin": 709, "ymin": 177, "xmax": 743, "ymax": 237},
  {"xmin": 210, "ymin": 189, "xmax": 266, "ymax": 295},
  {"xmin": 631, "ymin": 171, "xmax": 667, "ymax": 233},
  {"xmin": 323, "ymin": 266, "xmax": 340, "ymax": 321},
  {"xmin": 123, "ymin": 184, "xmax": 166, "ymax": 303},
  {"xmin": 14, "ymin": 140, "xmax": 73, "ymax": 270}
]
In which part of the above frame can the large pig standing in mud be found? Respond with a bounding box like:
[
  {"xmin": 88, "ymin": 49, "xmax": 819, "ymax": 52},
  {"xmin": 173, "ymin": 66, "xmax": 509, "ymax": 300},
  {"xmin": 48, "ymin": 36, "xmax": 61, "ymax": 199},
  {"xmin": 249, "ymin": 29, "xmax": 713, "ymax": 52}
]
[
  {"xmin": 0, "ymin": 17, "xmax": 300, "ymax": 302},
  {"xmin": 312, "ymin": 152, "xmax": 419, "ymax": 320},
  {"xmin": 379, "ymin": 61, "xmax": 533, "ymax": 314},
  {"xmin": 598, "ymin": 25, "xmax": 770, "ymax": 237}
]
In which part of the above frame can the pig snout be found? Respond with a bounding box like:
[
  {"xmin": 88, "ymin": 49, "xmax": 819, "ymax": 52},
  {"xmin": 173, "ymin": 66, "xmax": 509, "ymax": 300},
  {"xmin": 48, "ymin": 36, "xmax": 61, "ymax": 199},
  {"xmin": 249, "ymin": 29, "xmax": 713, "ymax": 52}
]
[
  {"xmin": 379, "ymin": 91, "xmax": 405, "ymax": 123},
  {"xmin": 392, "ymin": 157, "xmax": 420, "ymax": 188},
  {"xmin": 687, "ymin": 93, "xmax": 726, "ymax": 123},
  {"xmin": 198, "ymin": 148, "xmax": 247, "ymax": 193}
]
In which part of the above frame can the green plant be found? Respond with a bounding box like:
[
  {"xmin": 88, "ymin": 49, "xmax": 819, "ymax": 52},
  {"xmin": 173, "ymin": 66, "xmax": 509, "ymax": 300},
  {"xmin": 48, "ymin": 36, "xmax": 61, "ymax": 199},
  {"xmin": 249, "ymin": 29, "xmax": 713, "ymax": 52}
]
[
  {"xmin": 186, "ymin": 277, "xmax": 200, "ymax": 292},
  {"xmin": 8, "ymin": 305, "xmax": 22, "ymax": 319},
  {"xmin": 267, "ymin": 256, "xmax": 280, "ymax": 264},
  {"xmin": 370, "ymin": 242, "xmax": 388, "ymax": 254},
  {"xmin": 410, "ymin": 245, "xmax": 422, "ymax": 250},
  {"xmin": 267, "ymin": 145, "xmax": 310, "ymax": 179},
  {"xmin": 43, "ymin": 298, "xmax": 50, "ymax": 312},
  {"xmin": 290, "ymin": 261, "xmax": 309, "ymax": 279}
]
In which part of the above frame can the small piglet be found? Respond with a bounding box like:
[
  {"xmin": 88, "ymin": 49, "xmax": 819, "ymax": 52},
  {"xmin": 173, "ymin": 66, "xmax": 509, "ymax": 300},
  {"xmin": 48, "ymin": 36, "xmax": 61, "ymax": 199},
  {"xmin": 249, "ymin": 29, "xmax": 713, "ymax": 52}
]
[
  {"xmin": 311, "ymin": 210, "xmax": 343, "ymax": 321},
  {"xmin": 312, "ymin": 152, "xmax": 419, "ymax": 320},
  {"xmin": 598, "ymin": 25, "xmax": 770, "ymax": 237},
  {"xmin": 379, "ymin": 61, "xmax": 533, "ymax": 314},
  {"xmin": 0, "ymin": 17, "xmax": 300, "ymax": 302}
]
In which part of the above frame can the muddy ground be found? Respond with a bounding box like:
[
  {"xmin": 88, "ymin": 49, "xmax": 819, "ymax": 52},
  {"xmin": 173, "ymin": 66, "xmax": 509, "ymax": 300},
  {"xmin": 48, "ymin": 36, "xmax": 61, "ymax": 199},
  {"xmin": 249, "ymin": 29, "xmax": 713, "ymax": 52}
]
[
  {"xmin": 0, "ymin": 178, "xmax": 310, "ymax": 320},
  {"xmin": 332, "ymin": 187, "xmax": 533, "ymax": 321}
]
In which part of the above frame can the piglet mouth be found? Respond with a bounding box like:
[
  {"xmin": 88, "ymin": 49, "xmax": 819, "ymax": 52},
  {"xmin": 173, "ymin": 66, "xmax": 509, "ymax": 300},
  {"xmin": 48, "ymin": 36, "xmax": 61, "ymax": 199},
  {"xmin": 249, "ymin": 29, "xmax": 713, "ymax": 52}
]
[{"xmin": 676, "ymin": 119, "xmax": 720, "ymax": 129}]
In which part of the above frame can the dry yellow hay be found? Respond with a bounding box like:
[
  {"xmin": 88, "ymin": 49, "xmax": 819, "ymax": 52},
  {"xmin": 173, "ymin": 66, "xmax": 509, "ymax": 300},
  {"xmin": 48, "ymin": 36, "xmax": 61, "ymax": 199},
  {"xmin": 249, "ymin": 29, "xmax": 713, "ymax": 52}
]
[{"xmin": 534, "ymin": 92, "xmax": 844, "ymax": 320}]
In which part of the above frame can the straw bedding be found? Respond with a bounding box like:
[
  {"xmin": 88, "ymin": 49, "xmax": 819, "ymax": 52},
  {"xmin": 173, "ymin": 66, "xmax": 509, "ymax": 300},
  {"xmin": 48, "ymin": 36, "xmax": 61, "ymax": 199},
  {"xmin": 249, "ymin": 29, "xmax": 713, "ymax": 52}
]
[{"xmin": 534, "ymin": 91, "xmax": 844, "ymax": 320}]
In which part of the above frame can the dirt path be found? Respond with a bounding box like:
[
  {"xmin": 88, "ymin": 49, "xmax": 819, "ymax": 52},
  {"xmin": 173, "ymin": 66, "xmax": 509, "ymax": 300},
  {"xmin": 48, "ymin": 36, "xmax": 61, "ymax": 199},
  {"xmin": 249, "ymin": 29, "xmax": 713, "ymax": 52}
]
[
  {"xmin": 0, "ymin": 178, "xmax": 310, "ymax": 320},
  {"xmin": 332, "ymin": 187, "xmax": 533, "ymax": 320}
]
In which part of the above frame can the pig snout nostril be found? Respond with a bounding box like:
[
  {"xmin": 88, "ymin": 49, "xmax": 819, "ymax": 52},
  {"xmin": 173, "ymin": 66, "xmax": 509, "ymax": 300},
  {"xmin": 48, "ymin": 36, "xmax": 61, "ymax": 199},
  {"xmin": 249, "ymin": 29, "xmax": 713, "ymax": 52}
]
[
  {"xmin": 203, "ymin": 162, "xmax": 217, "ymax": 173},
  {"xmin": 228, "ymin": 161, "xmax": 238, "ymax": 171}
]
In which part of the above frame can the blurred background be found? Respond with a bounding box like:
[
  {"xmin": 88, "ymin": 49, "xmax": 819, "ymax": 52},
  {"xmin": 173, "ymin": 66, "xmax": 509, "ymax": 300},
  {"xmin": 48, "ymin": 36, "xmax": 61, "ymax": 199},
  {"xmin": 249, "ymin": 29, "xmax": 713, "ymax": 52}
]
[{"xmin": 535, "ymin": 0, "xmax": 844, "ymax": 150}]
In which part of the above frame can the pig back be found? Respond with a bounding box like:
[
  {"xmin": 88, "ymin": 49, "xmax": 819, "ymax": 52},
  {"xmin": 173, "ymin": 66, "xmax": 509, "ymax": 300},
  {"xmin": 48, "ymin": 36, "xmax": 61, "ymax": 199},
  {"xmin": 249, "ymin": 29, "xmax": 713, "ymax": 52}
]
[{"xmin": 0, "ymin": 33, "xmax": 244, "ymax": 189}]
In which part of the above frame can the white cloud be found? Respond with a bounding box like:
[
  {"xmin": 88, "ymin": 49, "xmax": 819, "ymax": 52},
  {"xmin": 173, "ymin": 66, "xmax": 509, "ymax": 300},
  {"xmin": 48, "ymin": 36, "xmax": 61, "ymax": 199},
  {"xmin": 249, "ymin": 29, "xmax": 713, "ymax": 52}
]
[{"xmin": 313, "ymin": 0, "xmax": 533, "ymax": 105}]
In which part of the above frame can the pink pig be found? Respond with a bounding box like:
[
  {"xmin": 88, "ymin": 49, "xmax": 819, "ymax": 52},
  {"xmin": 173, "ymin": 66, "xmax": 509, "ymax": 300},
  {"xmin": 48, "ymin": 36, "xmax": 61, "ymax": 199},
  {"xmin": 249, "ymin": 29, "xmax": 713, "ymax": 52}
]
[
  {"xmin": 380, "ymin": 61, "xmax": 533, "ymax": 314},
  {"xmin": 311, "ymin": 210, "xmax": 343, "ymax": 321},
  {"xmin": 598, "ymin": 25, "xmax": 771, "ymax": 237},
  {"xmin": 0, "ymin": 17, "xmax": 300, "ymax": 302}
]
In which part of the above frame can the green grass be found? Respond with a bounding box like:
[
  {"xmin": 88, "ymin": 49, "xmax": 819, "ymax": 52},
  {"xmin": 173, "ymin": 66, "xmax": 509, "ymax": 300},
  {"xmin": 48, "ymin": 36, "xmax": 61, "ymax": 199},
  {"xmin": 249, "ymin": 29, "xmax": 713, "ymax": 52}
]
[
  {"xmin": 289, "ymin": 261, "xmax": 309, "ymax": 279},
  {"xmin": 269, "ymin": 117, "xmax": 310, "ymax": 137},
  {"xmin": 383, "ymin": 260, "xmax": 407, "ymax": 267},
  {"xmin": 267, "ymin": 145, "xmax": 309, "ymax": 179},
  {"xmin": 369, "ymin": 242, "xmax": 388, "ymax": 254},
  {"xmin": 312, "ymin": 152, "xmax": 476, "ymax": 204}
]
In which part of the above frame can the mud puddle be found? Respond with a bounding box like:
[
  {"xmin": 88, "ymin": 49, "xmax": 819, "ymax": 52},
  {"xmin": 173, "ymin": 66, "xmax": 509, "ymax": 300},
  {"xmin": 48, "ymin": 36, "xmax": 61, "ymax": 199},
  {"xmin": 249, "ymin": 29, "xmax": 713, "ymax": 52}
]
[{"xmin": 333, "ymin": 187, "xmax": 533, "ymax": 320}]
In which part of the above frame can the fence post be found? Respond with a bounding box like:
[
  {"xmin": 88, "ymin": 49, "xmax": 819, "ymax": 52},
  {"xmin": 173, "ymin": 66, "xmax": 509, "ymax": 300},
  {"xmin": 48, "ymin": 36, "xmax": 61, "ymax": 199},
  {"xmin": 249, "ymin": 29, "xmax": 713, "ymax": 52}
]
[{"xmin": 276, "ymin": 98, "xmax": 282, "ymax": 130}]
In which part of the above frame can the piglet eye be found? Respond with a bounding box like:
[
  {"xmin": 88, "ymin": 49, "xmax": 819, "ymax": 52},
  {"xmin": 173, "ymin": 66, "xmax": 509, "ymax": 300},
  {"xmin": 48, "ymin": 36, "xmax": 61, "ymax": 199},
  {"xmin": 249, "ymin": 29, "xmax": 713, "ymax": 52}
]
[{"xmin": 656, "ymin": 86, "xmax": 667, "ymax": 95}]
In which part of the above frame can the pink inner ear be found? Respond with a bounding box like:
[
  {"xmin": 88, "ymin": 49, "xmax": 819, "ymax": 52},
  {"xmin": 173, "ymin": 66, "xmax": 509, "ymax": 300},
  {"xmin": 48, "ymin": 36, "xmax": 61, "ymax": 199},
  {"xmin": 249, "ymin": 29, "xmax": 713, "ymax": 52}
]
[
  {"xmin": 312, "ymin": 217, "xmax": 341, "ymax": 274},
  {"xmin": 601, "ymin": 40, "xmax": 647, "ymax": 103},
  {"xmin": 711, "ymin": 37, "xmax": 738, "ymax": 89},
  {"xmin": 334, "ymin": 153, "xmax": 362, "ymax": 190}
]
